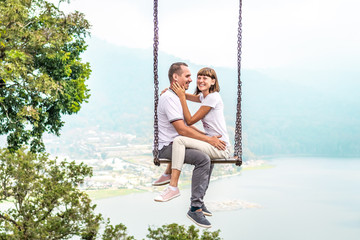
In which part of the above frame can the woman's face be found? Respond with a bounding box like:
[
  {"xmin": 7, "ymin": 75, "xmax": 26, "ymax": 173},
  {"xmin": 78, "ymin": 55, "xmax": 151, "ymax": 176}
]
[{"xmin": 197, "ymin": 75, "xmax": 215, "ymax": 93}]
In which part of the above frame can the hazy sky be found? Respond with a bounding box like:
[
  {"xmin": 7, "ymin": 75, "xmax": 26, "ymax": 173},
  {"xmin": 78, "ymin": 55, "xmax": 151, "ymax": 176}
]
[{"xmin": 53, "ymin": 0, "xmax": 359, "ymax": 70}]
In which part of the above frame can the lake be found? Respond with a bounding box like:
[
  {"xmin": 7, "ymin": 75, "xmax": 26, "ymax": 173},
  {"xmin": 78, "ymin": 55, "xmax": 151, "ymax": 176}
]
[{"xmin": 95, "ymin": 157, "xmax": 360, "ymax": 239}]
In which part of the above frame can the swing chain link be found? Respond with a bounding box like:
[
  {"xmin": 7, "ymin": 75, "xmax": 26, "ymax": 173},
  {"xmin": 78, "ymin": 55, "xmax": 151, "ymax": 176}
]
[
  {"xmin": 234, "ymin": 0, "xmax": 243, "ymax": 166},
  {"xmin": 153, "ymin": 0, "xmax": 160, "ymax": 166}
]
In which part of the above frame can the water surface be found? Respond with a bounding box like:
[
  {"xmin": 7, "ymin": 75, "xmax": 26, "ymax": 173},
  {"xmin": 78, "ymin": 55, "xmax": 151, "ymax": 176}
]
[{"xmin": 94, "ymin": 157, "xmax": 360, "ymax": 239}]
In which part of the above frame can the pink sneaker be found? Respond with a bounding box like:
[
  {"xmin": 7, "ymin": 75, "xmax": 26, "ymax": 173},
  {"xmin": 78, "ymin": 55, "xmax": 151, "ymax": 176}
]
[
  {"xmin": 152, "ymin": 174, "xmax": 171, "ymax": 186},
  {"xmin": 154, "ymin": 187, "xmax": 180, "ymax": 202}
]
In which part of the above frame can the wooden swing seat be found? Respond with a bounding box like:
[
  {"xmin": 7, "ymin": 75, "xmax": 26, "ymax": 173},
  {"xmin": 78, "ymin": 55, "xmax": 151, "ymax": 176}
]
[{"xmin": 159, "ymin": 158, "xmax": 242, "ymax": 165}]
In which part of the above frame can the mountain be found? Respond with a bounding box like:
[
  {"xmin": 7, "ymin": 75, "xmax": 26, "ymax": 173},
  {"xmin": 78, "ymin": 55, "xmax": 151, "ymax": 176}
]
[{"xmin": 58, "ymin": 37, "xmax": 360, "ymax": 158}]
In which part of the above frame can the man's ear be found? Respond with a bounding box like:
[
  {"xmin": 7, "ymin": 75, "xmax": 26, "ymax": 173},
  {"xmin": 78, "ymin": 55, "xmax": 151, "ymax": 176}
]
[{"xmin": 173, "ymin": 73, "xmax": 178, "ymax": 81}]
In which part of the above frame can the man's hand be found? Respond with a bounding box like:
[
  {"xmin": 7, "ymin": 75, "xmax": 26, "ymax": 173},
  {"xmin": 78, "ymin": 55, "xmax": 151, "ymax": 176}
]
[
  {"xmin": 171, "ymin": 120, "xmax": 226, "ymax": 150},
  {"xmin": 207, "ymin": 135, "xmax": 226, "ymax": 150}
]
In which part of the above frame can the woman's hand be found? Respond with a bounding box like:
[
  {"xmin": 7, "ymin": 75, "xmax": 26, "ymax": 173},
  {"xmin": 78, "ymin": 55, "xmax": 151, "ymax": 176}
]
[
  {"xmin": 172, "ymin": 82, "xmax": 186, "ymax": 99},
  {"xmin": 160, "ymin": 88, "xmax": 168, "ymax": 96}
]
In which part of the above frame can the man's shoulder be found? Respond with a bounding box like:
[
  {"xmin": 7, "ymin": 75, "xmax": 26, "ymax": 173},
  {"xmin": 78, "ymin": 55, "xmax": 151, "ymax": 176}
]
[{"xmin": 160, "ymin": 90, "xmax": 179, "ymax": 102}]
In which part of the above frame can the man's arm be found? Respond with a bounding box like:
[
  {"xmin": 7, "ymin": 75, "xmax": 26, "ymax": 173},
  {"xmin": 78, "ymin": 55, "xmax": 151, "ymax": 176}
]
[
  {"xmin": 172, "ymin": 120, "xmax": 226, "ymax": 150},
  {"xmin": 189, "ymin": 125, "xmax": 206, "ymax": 135}
]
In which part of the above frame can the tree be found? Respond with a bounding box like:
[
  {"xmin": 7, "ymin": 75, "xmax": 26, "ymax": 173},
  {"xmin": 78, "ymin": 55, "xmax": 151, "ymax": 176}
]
[
  {"xmin": 0, "ymin": 147, "xmax": 135, "ymax": 239},
  {"xmin": 0, "ymin": 1, "xmax": 134, "ymax": 239},
  {"xmin": 0, "ymin": 0, "xmax": 91, "ymax": 152},
  {"xmin": 147, "ymin": 223, "xmax": 222, "ymax": 240},
  {"xmin": 0, "ymin": 1, "xmax": 223, "ymax": 239}
]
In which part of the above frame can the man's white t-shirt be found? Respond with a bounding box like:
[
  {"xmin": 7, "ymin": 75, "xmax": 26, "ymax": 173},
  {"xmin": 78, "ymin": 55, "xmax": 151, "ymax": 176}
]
[
  {"xmin": 157, "ymin": 90, "xmax": 230, "ymax": 150},
  {"xmin": 199, "ymin": 92, "xmax": 230, "ymax": 147},
  {"xmin": 157, "ymin": 89, "xmax": 183, "ymax": 150}
]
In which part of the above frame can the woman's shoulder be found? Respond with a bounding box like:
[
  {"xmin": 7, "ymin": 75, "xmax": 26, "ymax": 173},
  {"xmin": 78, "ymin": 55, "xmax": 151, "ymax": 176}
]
[
  {"xmin": 201, "ymin": 92, "xmax": 222, "ymax": 106},
  {"xmin": 208, "ymin": 91, "xmax": 222, "ymax": 100},
  {"xmin": 209, "ymin": 91, "xmax": 220, "ymax": 96}
]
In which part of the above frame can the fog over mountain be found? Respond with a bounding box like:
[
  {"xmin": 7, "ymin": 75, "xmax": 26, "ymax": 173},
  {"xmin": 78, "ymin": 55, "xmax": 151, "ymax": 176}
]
[{"xmin": 60, "ymin": 37, "xmax": 360, "ymax": 158}]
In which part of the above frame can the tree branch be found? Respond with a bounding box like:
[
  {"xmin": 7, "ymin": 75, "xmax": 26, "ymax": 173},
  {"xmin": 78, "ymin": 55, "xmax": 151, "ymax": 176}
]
[
  {"xmin": 0, "ymin": 100, "xmax": 14, "ymax": 124},
  {"xmin": 0, "ymin": 213, "xmax": 23, "ymax": 232},
  {"xmin": 35, "ymin": 198, "xmax": 58, "ymax": 225}
]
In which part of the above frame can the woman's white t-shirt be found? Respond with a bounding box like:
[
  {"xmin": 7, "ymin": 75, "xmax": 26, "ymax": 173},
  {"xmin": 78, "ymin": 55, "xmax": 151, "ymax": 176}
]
[{"xmin": 199, "ymin": 92, "xmax": 230, "ymax": 147}]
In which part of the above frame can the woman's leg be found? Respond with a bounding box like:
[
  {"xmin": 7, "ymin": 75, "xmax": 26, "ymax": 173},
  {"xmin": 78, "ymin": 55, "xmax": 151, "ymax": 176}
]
[
  {"xmin": 155, "ymin": 136, "xmax": 229, "ymax": 202},
  {"xmin": 152, "ymin": 145, "xmax": 172, "ymax": 186},
  {"xmin": 154, "ymin": 137, "xmax": 187, "ymax": 201},
  {"xmin": 152, "ymin": 163, "xmax": 172, "ymax": 186},
  {"xmin": 169, "ymin": 169, "xmax": 181, "ymax": 187},
  {"xmin": 173, "ymin": 136, "xmax": 230, "ymax": 161},
  {"xmin": 154, "ymin": 144, "xmax": 180, "ymax": 202},
  {"xmin": 164, "ymin": 163, "xmax": 172, "ymax": 174},
  {"xmin": 169, "ymin": 136, "xmax": 187, "ymax": 188},
  {"xmin": 169, "ymin": 136, "xmax": 229, "ymax": 188}
]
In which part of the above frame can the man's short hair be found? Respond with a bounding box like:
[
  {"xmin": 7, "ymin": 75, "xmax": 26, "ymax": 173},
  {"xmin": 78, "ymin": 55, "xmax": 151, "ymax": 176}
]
[{"xmin": 168, "ymin": 62, "xmax": 188, "ymax": 82}]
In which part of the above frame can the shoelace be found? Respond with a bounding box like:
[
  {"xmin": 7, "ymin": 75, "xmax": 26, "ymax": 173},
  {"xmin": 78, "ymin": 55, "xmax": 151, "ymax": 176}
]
[{"xmin": 160, "ymin": 188, "xmax": 170, "ymax": 197}]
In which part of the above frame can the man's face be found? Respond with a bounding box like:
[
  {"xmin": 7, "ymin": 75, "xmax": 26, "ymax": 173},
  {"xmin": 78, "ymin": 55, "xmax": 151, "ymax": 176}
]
[{"xmin": 174, "ymin": 65, "xmax": 192, "ymax": 90}]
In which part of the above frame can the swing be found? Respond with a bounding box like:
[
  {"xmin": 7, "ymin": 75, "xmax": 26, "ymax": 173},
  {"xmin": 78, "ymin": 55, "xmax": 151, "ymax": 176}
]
[{"xmin": 152, "ymin": 0, "xmax": 243, "ymax": 166}]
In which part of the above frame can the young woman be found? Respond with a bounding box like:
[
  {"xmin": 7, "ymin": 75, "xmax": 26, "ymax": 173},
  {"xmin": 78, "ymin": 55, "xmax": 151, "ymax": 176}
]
[{"xmin": 154, "ymin": 67, "xmax": 231, "ymax": 203}]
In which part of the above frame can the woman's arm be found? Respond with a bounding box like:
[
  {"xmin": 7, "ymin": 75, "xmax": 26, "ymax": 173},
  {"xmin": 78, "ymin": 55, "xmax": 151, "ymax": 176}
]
[
  {"xmin": 185, "ymin": 93, "xmax": 201, "ymax": 103},
  {"xmin": 172, "ymin": 82, "xmax": 211, "ymax": 125},
  {"xmin": 160, "ymin": 88, "xmax": 168, "ymax": 96}
]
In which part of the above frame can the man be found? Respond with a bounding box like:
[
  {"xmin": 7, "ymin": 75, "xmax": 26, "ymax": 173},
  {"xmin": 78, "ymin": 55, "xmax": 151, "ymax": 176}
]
[{"xmin": 154, "ymin": 62, "xmax": 225, "ymax": 228}]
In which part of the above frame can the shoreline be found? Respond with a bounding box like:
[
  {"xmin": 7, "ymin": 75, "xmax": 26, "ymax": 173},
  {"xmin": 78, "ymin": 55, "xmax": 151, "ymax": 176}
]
[
  {"xmin": 0, "ymin": 161, "xmax": 274, "ymax": 204},
  {"xmin": 88, "ymin": 161, "xmax": 274, "ymax": 200}
]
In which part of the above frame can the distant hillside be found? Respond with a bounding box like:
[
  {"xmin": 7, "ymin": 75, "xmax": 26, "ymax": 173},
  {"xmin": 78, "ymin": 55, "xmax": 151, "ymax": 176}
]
[{"xmin": 59, "ymin": 37, "xmax": 360, "ymax": 158}]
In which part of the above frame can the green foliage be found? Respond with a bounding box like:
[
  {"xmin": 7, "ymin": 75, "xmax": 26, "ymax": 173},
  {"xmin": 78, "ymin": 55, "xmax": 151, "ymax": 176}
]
[
  {"xmin": 147, "ymin": 223, "xmax": 222, "ymax": 240},
  {"xmin": 0, "ymin": 0, "xmax": 91, "ymax": 152},
  {"xmin": 101, "ymin": 222, "xmax": 135, "ymax": 240},
  {"xmin": 0, "ymin": 147, "xmax": 135, "ymax": 240},
  {"xmin": 0, "ymin": 147, "xmax": 92, "ymax": 238}
]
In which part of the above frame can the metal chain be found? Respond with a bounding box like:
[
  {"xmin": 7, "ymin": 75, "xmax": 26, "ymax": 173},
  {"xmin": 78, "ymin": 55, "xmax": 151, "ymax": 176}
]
[
  {"xmin": 153, "ymin": 0, "xmax": 160, "ymax": 166},
  {"xmin": 153, "ymin": 0, "xmax": 242, "ymax": 166},
  {"xmin": 234, "ymin": 0, "xmax": 243, "ymax": 166}
]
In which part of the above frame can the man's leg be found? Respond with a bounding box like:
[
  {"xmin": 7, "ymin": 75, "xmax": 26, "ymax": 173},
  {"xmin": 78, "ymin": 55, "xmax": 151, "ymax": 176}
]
[
  {"xmin": 183, "ymin": 148, "xmax": 212, "ymax": 228},
  {"xmin": 159, "ymin": 145, "xmax": 212, "ymax": 227},
  {"xmin": 205, "ymin": 163, "xmax": 214, "ymax": 195},
  {"xmin": 183, "ymin": 148, "xmax": 211, "ymax": 208}
]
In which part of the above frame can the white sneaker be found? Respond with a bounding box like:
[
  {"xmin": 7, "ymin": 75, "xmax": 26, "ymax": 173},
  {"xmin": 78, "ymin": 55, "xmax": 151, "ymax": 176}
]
[{"xmin": 154, "ymin": 187, "xmax": 180, "ymax": 202}]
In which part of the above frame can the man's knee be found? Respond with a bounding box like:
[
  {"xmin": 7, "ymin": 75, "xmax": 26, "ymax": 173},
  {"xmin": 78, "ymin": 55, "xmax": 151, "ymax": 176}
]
[
  {"xmin": 200, "ymin": 153, "xmax": 211, "ymax": 163},
  {"xmin": 159, "ymin": 144, "xmax": 172, "ymax": 159},
  {"xmin": 194, "ymin": 151, "xmax": 211, "ymax": 168}
]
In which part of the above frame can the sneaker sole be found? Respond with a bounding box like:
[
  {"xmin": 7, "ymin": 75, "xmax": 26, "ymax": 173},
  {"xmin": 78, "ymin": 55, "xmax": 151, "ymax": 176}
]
[
  {"xmin": 186, "ymin": 213, "xmax": 212, "ymax": 228},
  {"xmin": 154, "ymin": 193, "xmax": 180, "ymax": 202},
  {"xmin": 152, "ymin": 180, "xmax": 170, "ymax": 186},
  {"xmin": 203, "ymin": 211, "xmax": 212, "ymax": 217}
]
